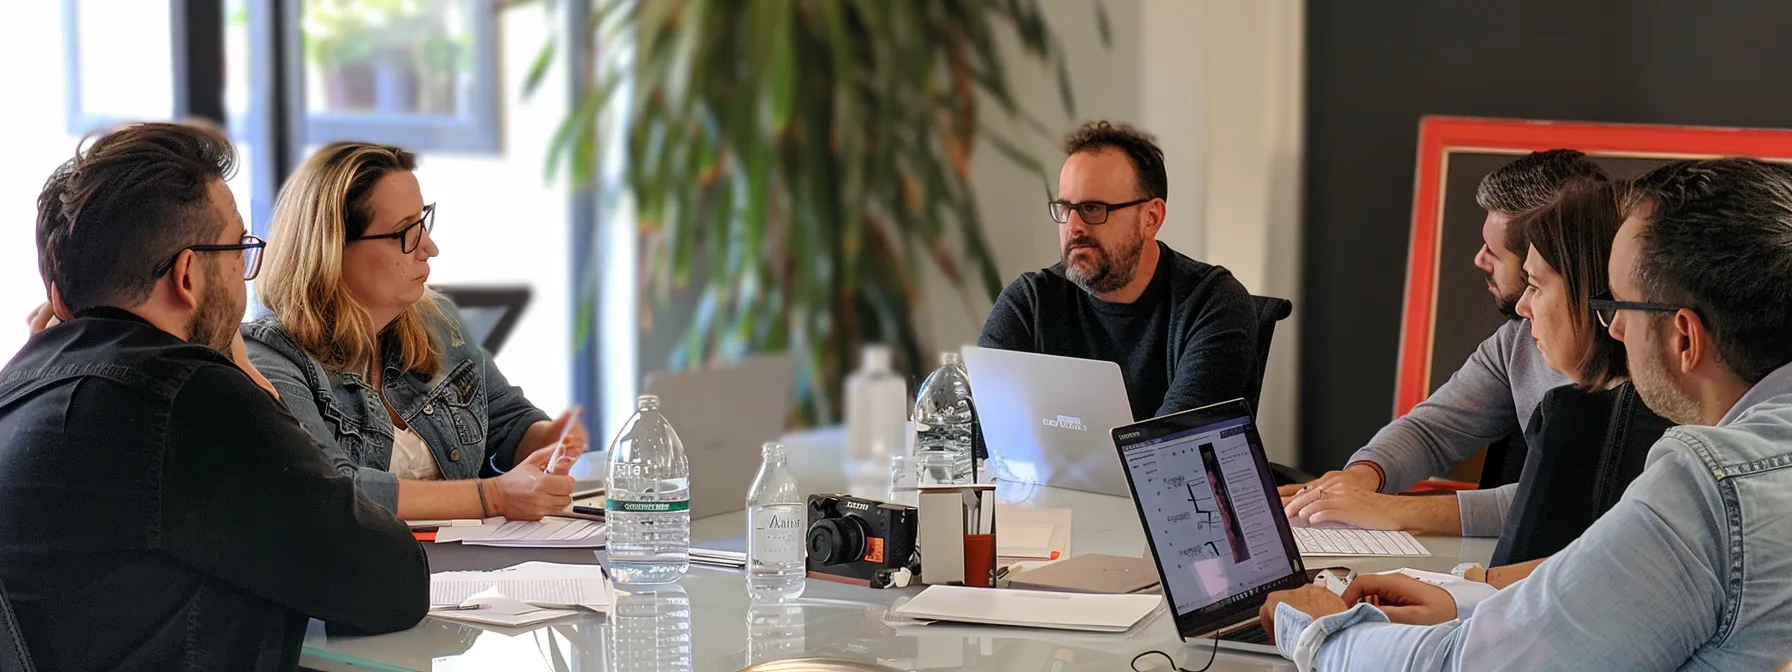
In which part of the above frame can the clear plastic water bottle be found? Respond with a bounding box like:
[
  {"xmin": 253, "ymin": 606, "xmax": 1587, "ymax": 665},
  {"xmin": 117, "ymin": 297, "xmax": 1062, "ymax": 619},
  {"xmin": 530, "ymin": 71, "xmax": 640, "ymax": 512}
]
[
  {"xmin": 846, "ymin": 345, "xmax": 909, "ymax": 476},
  {"xmin": 746, "ymin": 442, "xmax": 806, "ymax": 600},
  {"xmin": 609, "ymin": 585, "xmax": 692, "ymax": 672},
  {"xmin": 605, "ymin": 394, "xmax": 691, "ymax": 584},
  {"xmin": 913, "ymin": 352, "xmax": 976, "ymax": 484}
]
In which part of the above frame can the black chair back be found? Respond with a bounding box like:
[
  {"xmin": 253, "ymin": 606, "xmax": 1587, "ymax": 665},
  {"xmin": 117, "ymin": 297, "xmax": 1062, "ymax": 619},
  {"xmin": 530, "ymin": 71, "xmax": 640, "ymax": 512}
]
[
  {"xmin": 1245, "ymin": 296, "xmax": 1293, "ymax": 412},
  {"xmin": 1492, "ymin": 382, "xmax": 1673, "ymax": 565},
  {"xmin": 1246, "ymin": 296, "xmax": 1310, "ymax": 486},
  {"xmin": 0, "ymin": 577, "xmax": 35, "ymax": 672}
]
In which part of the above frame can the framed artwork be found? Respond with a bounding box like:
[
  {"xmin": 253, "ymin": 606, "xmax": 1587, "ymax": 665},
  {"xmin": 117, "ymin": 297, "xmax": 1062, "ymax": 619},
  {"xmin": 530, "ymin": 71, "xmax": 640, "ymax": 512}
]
[{"xmin": 1395, "ymin": 116, "xmax": 1792, "ymax": 417}]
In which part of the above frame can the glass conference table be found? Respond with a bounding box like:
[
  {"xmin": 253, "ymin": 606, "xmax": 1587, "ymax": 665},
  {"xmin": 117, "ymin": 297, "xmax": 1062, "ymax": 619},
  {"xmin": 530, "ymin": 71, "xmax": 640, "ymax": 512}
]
[{"xmin": 299, "ymin": 429, "xmax": 1493, "ymax": 672}]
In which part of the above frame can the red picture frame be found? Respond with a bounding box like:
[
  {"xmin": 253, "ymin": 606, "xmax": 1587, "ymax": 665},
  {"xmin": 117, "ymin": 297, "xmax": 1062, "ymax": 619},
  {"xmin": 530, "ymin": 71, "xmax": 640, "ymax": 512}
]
[{"xmin": 1395, "ymin": 116, "xmax": 1792, "ymax": 416}]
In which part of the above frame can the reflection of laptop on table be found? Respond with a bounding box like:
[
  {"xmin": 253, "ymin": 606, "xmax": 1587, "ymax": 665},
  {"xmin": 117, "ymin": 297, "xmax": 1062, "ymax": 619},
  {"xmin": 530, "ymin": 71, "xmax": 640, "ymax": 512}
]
[
  {"xmin": 961, "ymin": 347, "xmax": 1135, "ymax": 496},
  {"xmin": 1112, "ymin": 398, "xmax": 1311, "ymax": 655},
  {"xmin": 644, "ymin": 354, "xmax": 796, "ymax": 519}
]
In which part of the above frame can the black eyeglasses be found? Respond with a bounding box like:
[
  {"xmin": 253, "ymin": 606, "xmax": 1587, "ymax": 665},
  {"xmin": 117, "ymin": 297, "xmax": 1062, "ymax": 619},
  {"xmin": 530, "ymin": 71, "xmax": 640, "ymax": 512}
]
[
  {"xmin": 350, "ymin": 203, "xmax": 435, "ymax": 253},
  {"xmin": 152, "ymin": 235, "xmax": 267, "ymax": 281},
  {"xmin": 1589, "ymin": 292, "xmax": 1696, "ymax": 328},
  {"xmin": 1047, "ymin": 198, "xmax": 1152, "ymax": 225}
]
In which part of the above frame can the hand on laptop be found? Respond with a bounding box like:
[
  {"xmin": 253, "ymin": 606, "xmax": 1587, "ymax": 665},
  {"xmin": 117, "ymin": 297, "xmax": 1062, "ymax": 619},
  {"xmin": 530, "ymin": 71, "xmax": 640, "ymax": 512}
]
[
  {"xmin": 1277, "ymin": 462, "xmax": 1381, "ymax": 500},
  {"xmin": 1341, "ymin": 574, "xmax": 1456, "ymax": 626},
  {"xmin": 1283, "ymin": 486, "xmax": 1415, "ymax": 531},
  {"xmin": 1260, "ymin": 585, "xmax": 1348, "ymax": 644},
  {"xmin": 489, "ymin": 447, "xmax": 577, "ymax": 520}
]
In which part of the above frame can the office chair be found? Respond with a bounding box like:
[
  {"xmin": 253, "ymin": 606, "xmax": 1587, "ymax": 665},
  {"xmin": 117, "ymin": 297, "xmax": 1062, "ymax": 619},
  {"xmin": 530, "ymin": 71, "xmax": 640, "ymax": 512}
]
[
  {"xmin": 1245, "ymin": 296, "xmax": 1311, "ymax": 486},
  {"xmin": 1491, "ymin": 384, "xmax": 1672, "ymax": 565},
  {"xmin": 0, "ymin": 577, "xmax": 35, "ymax": 672}
]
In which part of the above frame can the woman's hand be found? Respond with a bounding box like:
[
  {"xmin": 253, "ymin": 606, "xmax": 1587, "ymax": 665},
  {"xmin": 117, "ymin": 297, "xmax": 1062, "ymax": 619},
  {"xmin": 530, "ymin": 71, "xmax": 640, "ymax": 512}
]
[
  {"xmin": 489, "ymin": 447, "xmax": 577, "ymax": 520},
  {"xmin": 521, "ymin": 407, "xmax": 586, "ymax": 474}
]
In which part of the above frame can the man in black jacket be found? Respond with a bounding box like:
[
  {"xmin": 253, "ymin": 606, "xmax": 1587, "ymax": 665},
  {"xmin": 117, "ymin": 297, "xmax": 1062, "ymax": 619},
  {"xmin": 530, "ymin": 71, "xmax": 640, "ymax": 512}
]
[{"xmin": 0, "ymin": 122, "xmax": 428, "ymax": 671}]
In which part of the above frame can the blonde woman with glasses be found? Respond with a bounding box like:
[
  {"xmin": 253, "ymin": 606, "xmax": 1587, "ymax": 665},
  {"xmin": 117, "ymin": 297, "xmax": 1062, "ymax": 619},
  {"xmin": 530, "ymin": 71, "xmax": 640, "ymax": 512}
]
[{"xmin": 243, "ymin": 142, "xmax": 584, "ymax": 522}]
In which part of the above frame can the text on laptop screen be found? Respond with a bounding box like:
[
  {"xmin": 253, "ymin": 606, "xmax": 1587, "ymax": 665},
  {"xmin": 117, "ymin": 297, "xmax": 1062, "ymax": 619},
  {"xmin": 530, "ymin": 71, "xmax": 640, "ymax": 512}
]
[{"xmin": 1119, "ymin": 416, "xmax": 1295, "ymax": 619}]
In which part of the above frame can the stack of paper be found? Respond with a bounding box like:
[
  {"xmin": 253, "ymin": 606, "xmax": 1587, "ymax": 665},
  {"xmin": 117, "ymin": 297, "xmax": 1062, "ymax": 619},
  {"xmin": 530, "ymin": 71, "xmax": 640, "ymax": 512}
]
[
  {"xmin": 429, "ymin": 561, "xmax": 613, "ymax": 627},
  {"xmin": 430, "ymin": 588, "xmax": 582, "ymax": 628},
  {"xmin": 434, "ymin": 517, "xmax": 607, "ymax": 548},
  {"xmin": 893, "ymin": 585, "xmax": 1163, "ymax": 633}
]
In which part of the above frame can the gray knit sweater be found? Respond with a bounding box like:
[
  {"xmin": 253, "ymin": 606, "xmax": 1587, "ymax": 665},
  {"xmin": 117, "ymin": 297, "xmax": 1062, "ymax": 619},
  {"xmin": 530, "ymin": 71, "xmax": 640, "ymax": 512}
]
[{"xmin": 1349, "ymin": 319, "xmax": 1569, "ymax": 537}]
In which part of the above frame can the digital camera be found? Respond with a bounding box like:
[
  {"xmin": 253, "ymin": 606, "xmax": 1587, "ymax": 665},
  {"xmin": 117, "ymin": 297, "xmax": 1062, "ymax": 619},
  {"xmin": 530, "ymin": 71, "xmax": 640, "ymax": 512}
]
[{"xmin": 805, "ymin": 494, "xmax": 918, "ymax": 589}]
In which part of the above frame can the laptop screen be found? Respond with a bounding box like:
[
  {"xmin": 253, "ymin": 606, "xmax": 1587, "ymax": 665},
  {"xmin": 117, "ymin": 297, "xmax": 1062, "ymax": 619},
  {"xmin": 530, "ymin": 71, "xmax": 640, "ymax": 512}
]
[{"xmin": 1114, "ymin": 401, "xmax": 1303, "ymax": 624}]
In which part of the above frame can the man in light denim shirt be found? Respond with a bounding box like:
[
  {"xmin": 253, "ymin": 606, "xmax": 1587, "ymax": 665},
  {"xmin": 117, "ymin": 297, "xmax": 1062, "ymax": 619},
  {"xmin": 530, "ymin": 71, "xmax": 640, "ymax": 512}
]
[{"xmin": 1262, "ymin": 157, "xmax": 1792, "ymax": 670}]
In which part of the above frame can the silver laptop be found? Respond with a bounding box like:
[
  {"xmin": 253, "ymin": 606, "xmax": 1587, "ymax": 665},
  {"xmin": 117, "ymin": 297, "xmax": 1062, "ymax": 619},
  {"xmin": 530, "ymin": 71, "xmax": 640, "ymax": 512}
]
[
  {"xmin": 644, "ymin": 354, "xmax": 796, "ymax": 519},
  {"xmin": 1112, "ymin": 399, "xmax": 1312, "ymax": 655},
  {"xmin": 961, "ymin": 346, "xmax": 1134, "ymax": 496}
]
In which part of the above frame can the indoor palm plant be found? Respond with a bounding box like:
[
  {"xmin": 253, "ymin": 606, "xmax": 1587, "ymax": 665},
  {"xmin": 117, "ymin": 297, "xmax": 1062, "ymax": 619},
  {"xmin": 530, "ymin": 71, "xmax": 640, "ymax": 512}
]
[{"xmin": 520, "ymin": 0, "xmax": 1107, "ymax": 423}]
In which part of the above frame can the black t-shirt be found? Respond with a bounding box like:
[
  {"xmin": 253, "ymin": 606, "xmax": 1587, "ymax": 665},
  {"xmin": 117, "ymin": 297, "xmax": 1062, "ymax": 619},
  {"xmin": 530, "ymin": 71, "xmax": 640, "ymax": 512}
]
[{"xmin": 977, "ymin": 241, "xmax": 1259, "ymax": 421}]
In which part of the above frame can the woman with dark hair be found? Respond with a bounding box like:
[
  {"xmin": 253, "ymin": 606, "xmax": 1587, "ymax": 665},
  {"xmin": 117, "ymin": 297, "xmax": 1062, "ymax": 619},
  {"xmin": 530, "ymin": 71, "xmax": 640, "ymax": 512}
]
[{"xmin": 1466, "ymin": 176, "xmax": 1674, "ymax": 585}]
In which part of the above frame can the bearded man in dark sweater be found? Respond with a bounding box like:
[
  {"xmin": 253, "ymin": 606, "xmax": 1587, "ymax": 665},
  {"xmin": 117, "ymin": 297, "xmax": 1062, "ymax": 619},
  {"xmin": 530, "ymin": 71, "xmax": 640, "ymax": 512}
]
[{"xmin": 978, "ymin": 121, "xmax": 1258, "ymax": 421}]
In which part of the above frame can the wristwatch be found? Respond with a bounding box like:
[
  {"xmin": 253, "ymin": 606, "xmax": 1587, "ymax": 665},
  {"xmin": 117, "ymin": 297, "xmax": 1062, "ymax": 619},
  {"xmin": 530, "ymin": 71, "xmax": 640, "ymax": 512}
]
[{"xmin": 1451, "ymin": 562, "xmax": 1486, "ymax": 582}]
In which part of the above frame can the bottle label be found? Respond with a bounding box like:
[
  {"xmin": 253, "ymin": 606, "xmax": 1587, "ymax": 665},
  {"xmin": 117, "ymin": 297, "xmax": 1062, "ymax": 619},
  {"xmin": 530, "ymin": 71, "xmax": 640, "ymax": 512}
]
[
  {"xmin": 606, "ymin": 499, "xmax": 690, "ymax": 513},
  {"xmin": 752, "ymin": 507, "xmax": 805, "ymax": 559}
]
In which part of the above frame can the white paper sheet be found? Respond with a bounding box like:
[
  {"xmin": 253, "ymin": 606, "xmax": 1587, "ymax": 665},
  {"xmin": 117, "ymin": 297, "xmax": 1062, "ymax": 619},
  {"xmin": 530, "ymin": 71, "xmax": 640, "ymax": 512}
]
[{"xmin": 429, "ymin": 561, "xmax": 613, "ymax": 611}]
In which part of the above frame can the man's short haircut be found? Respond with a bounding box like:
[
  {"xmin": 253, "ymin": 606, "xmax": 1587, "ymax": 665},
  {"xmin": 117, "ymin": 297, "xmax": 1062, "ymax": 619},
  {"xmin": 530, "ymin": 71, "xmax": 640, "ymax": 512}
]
[
  {"xmin": 1476, "ymin": 149, "xmax": 1608, "ymax": 256},
  {"xmin": 1063, "ymin": 121, "xmax": 1168, "ymax": 202},
  {"xmin": 37, "ymin": 122, "xmax": 237, "ymax": 312},
  {"xmin": 1627, "ymin": 157, "xmax": 1792, "ymax": 384}
]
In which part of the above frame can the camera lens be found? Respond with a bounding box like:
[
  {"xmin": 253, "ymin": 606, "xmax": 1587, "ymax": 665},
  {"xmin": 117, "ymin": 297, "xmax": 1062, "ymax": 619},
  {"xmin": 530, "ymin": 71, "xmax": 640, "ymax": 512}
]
[{"xmin": 806, "ymin": 516, "xmax": 869, "ymax": 566}]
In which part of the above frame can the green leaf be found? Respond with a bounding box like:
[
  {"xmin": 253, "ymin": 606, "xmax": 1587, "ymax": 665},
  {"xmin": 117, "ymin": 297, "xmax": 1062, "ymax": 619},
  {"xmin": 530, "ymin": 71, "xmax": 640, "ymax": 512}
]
[{"xmin": 522, "ymin": 37, "xmax": 556, "ymax": 98}]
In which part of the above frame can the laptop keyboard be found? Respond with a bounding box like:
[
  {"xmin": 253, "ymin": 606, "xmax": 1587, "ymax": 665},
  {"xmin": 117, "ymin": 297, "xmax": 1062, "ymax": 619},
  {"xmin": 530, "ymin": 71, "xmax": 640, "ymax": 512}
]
[{"xmin": 1218, "ymin": 621, "xmax": 1273, "ymax": 645}]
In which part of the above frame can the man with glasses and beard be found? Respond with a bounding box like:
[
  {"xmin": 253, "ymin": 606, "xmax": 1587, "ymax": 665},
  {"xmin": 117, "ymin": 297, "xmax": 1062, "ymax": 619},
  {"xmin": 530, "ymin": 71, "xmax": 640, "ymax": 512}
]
[
  {"xmin": 1260, "ymin": 156, "xmax": 1792, "ymax": 671},
  {"xmin": 0, "ymin": 122, "xmax": 427, "ymax": 672},
  {"xmin": 979, "ymin": 121, "xmax": 1259, "ymax": 422},
  {"xmin": 1279, "ymin": 150, "xmax": 1607, "ymax": 539}
]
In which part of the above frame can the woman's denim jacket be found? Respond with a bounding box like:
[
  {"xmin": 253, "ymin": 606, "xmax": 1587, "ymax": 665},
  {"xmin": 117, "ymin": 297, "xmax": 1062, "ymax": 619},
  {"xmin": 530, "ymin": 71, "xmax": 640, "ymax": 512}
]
[{"xmin": 241, "ymin": 295, "xmax": 549, "ymax": 512}]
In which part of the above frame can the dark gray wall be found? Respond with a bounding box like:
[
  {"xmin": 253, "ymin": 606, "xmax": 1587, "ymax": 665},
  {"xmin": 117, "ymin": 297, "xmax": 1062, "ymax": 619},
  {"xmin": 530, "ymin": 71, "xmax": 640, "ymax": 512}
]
[{"xmin": 1300, "ymin": 1, "xmax": 1792, "ymax": 471}]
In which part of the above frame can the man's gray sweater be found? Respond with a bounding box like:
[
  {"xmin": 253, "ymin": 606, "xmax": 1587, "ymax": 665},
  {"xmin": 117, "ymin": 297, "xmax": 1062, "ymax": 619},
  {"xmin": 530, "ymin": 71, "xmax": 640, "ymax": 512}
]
[{"xmin": 1349, "ymin": 319, "xmax": 1570, "ymax": 537}]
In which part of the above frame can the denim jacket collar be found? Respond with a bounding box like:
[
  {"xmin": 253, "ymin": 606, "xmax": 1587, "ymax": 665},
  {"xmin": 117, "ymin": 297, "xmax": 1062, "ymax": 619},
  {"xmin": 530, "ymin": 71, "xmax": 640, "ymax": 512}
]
[{"xmin": 1719, "ymin": 362, "xmax": 1792, "ymax": 427}]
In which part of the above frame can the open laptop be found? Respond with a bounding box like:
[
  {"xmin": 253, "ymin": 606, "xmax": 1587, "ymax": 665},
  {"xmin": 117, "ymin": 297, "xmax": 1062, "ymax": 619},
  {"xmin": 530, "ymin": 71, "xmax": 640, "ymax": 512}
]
[
  {"xmin": 961, "ymin": 347, "xmax": 1134, "ymax": 496},
  {"xmin": 1112, "ymin": 399, "xmax": 1310, "ymax": 655},
  {"xmin": 644, "ymin": 354, "xmax": 796, "ymax": 519}
]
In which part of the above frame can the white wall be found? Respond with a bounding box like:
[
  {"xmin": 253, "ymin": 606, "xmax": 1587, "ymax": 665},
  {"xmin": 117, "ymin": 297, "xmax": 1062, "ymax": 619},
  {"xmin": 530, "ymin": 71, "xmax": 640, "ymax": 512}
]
[
  {"xmin": 928, "ymin": 0, "xmax": 1146, "ymax": 353},
  {"xmin": 0, "ymin": 3, "xmax": 571, "ymax": 417},
  {"xmin": 953, "ymin": 0, "xmax": 1305, "ymax": 464},
  {"xmin": 414, "ymin": 5, "xmax": 571, "ymax": 415}
]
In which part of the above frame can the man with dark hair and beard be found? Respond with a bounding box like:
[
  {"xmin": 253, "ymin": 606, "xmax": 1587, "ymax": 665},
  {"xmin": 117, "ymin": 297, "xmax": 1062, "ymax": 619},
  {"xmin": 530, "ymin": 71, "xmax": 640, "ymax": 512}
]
[
  {"xmin": 1280, "ymin": 150, "xmax": 1608, "ymax": 539},
  {"xmin": 0, "ymin": 122, "xmax": 427, "ymax": 672},
  {"xmin": 979, "ymin": 121, "xmax": 1259, "ymax": 422},
  {"xmin": 1259, "ymin": 156, "xmax": 1792, "ymax": 671}
]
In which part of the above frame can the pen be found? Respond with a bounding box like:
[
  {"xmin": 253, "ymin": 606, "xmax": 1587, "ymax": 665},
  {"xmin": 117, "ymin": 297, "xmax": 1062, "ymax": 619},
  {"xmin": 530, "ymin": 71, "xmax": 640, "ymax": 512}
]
[
  {"xmin": 571, "ymin": 505, "xmax": 606, "ymax": 518},
  {"xmin": 429, "ymin": 604, "xmax": 489, "ymax": 612},
  {"xmin": 545, "ymin": 407, "xmax": 583, "ymax": 476}
]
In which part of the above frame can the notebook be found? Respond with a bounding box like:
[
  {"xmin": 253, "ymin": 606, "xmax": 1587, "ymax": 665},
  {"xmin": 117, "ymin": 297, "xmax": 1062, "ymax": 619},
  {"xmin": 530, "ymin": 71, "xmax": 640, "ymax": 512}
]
[{"xmin": 892, "ymin": 585, "xmax": 1164, "ymax": 633}]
